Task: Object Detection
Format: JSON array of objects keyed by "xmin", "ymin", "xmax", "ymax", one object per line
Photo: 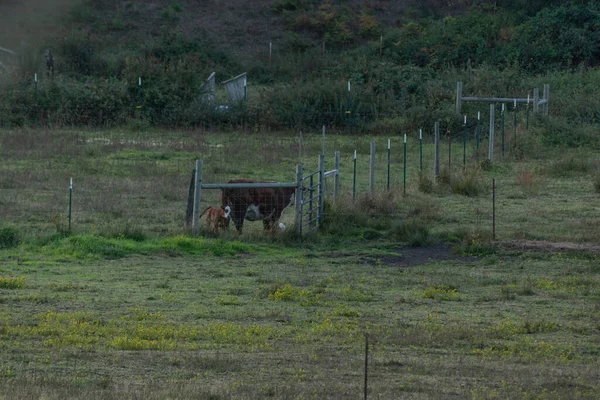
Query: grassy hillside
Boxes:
[{"xmin": 2, "ymin": 0, "xmax": 600, "ymax": 136}]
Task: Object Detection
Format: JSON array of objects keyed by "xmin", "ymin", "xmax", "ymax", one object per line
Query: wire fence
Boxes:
[{"xmin": 0, "ymin": 109, "xmax": 540, "ymax": 239}]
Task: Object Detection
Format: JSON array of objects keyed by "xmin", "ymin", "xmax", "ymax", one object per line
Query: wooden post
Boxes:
[
  {"xmin": 488, "ymin": 104, "xmax": 495, "ymax": 161},
  {"xmin": 543, "ymin": 84, "xmax": 550, "ymax": 116},
  {"xmin": 192, "ymin": 159, "xmax": 203, "ymax": 237},
  {"xmin": 455, "ymin": 81, "xmax": 463, "ymax": 115},
  {"xmin": 434, "ymin": 122, "xmax": 440, "ymax": 178},
  {"xmin": 334, "ymin": 151, "xmax": 340, "ymax": 203},
  {"xmin": 185, "ymin": 168, "xmax": 196, "ymax": 228},
  {"xmin": 369, "ymin": 141, "xmax": 376, "ymax": 196},
  {"xmin": 295, "ymin": 164, "xmax": 303, "ymax": 235},
  {"xmin": 533, "ymin": 88, "xmax": 540, "ymax": 113},
  {"xmin": 318, "ymin": 154, "xmax": 325, "ymax": 226}
]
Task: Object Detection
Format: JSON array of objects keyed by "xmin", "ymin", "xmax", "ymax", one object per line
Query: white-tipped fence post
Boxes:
[
  {"xmin": 533, "ymin": 88, "xmax": 540, "ymax": 113},
  {"xmin": 369, "ymin": 141, "xmax": 376, "ymax": 196},
  {"xmin": 192, "ymin": 159, "xmax": 203, "ymax": 237}
]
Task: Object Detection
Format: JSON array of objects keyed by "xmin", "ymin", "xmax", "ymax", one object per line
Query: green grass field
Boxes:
[{"xmin": 1, "ymin": 126, "xmax": 600, "ymax": 399}]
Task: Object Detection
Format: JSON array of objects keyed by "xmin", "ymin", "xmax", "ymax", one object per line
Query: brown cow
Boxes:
[{"xmin": 221, "ymin": 179, "xmax": 295, "ymax": 233}]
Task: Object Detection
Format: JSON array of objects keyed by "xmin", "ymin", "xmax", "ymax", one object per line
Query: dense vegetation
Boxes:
[{"xmin": 1, "ymin": 0, "xmax": 600, "ymax": 143}]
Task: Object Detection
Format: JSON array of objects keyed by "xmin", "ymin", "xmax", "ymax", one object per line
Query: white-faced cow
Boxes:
[{"xmin": 221, "ymin": 179, "xmax": 295, "ymax": 233}]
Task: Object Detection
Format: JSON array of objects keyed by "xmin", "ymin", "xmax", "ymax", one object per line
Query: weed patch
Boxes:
[
  {"xmin": 0, "ymin": 277, "xmax": 26, "ymax": 289},
  {"xmin": 422, "ymin": 284, "xmax": 464, "ymax": 301}
]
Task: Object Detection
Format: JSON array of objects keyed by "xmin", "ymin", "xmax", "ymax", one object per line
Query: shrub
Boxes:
[
  {"xmin": 0, "ymin": 227, "xmax": 19, "ymax": 249},
  {"xmin": 455, "ymin": 232, "xmax": 497, "ymax": 257},
  {"xmin": 445, "ymin": 166, "xmax": 485, "ymax": 197},
  {"xmin": 515, "ymin": 165, "xmax": 543, "ymax": 195},
  {"xmin": 593, "ymin": 172, "xmax": 600, "ymax": 194},
  {"xmin": 389, "ymin": 219, "xmax": 430, "ymax": 246}
]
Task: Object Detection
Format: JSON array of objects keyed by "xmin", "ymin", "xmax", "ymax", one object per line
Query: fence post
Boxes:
[
  {"xmin": 192, "ymin": 159, "xmax": 203, "ymax": 237},
  {"xmin": 513, "ymin": 99, "xmax": 518, "ymax": 150},
  {"xmin": 492, "ymin": 178, "xmax": 496, "ymax": 240},
  {"xmin": 34, "ymin": 73, "xmax": 38, "ymax": 104},
  {"xmin": 488, "ymin": 104, "xmax": 495, "ymax": 161},
  {"xmin": 501, "ymin": 103, "xmax": 505, "ymax": 158},
  {"xmin": 476, "ymin": 112, "xmax": 481, "ymax": 155},
  {"xmin": 318, "ymin": 154, "xmax": 325, "ymax": 226},
  {"xmin": 463, "ymin": 115, "xmax": 467, "ymax": 168},
  {"xmin": 543, "ymin": 84, "xmax": 550, "ymax": 116},
  {"xmin": 334, "ymin": 151, "xmax": 340, "ymax": 203},
  {"xmin": 455, "ymin": 81, "xmax": 463, "ymax": 115},
  {"xmin": 419, "ymin": 129, "xmax": 423, "ymax": 171},
  {"xmin": 533, "ymin": 88, "xmax": 539, "ymax": 113},
  {"xmin": 369, "ymin": 141, "xmax": 376, "ymax": 196},
  {"xmin": 298, "ymin": 130, "xmax": 303, "ymax": 164},
  {"xmin": 434, "ymin": 122, "xmax": 440, "ymax": 178},
  {"xmin": 403, "ymin": 134, "xmax": 407, "ymax": 196},
  {"xmin": 309, "ymin": 174, "xmax": 314, "ymax": 228},
  {"xmin": 295, "ymin": 164, "xmax": 303, "ymax": 235},
  {"xmin": 353, "ymin": 150, "xmax": 357, "ymax": 200},
  {"xmin": 68, "ymin": 177, "xmax": 73, "ymax": 232},
  {"xmin": 364, "ymin": 333, "xmax": 369, "ymax": 400},
  {"xmin": 526, "ymin": 94, "xmax": 530, "ymax": 130},
  {"xmin": 387, "ymin": 139, "xmax": 390, "ymax": 191}
]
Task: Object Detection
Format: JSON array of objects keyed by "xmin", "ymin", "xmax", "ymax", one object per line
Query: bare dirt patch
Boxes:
[
  {"xmin": 378, "ymin": 243, "xmax": 479, "ymax": 267},
  {"xmin": 500, "ymin": 240, "xmax": 600, "ymax": 255}
]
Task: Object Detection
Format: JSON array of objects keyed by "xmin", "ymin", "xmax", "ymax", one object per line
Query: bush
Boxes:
[
  {"xmin": 450, "ymin": 166, "xmax": 485, "ymax": 197},
  {"xmin": 389, "ymin": 219, "xmax": 430, "ymax": 246},
  {"xmin": 593, "ymin": 172, "xmax": 600, "ymax": 194},
  {"xmin": 0, "ymin": 227, "xmax": 19, "ymax": 249}
]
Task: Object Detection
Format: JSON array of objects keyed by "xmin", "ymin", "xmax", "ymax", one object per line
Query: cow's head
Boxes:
[{"xmin": 245, "ymin": 204, "xmax": 262, "ymax": 221}]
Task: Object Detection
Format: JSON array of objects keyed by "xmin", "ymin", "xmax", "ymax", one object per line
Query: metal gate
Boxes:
[{"xmin": 299, "ymin": 166, "xmax": 323, "ymax": 235}]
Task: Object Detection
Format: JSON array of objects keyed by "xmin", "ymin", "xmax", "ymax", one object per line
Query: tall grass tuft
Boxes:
[
  {"xmin": 0, "ymin": 226, "xmax": 20, "ymax": 249},
  {"xmin": 593, "ymin": 172, "xmax": 600, "ymax": 194},
  {"xmin": 389, "ymin": 219, "xmax": 430, "ymax": 246}
]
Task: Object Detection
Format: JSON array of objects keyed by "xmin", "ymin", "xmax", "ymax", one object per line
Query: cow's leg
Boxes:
[
  {"xmin": 263, "ymin": 219, "xmax": 272, "ymax": 231},
  {"xmin": 234, "ymin": 216, "xmax": 244, "ymax": 233}
]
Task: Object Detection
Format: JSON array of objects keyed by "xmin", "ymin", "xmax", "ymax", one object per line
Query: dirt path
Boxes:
[{"xmin": 379, "ymin": 243, "xmax": 479, "ymax": 267}]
